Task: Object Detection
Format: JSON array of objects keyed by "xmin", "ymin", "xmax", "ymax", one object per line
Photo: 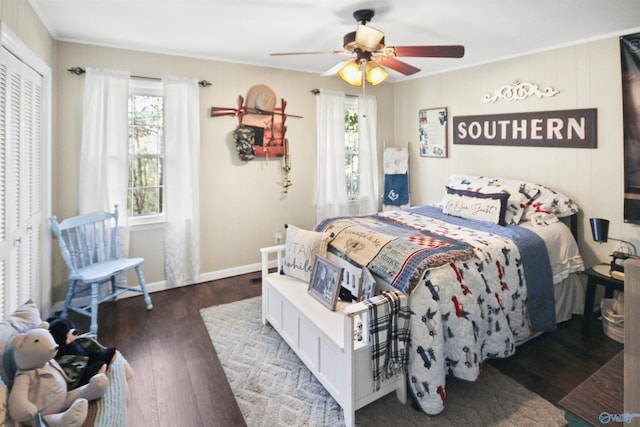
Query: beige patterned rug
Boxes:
[{"xmin": 200, "ymin": 296, "xmax": 567, "ymax": 427}]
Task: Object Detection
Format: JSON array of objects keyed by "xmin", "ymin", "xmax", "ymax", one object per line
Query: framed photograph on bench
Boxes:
[
  {"xmin": 308, "ymin": 255, "xmax": 343, "ymax": 311},
  {"xmin": 360, "ymin": 266, "xmax": 377, "ymax": 301}
]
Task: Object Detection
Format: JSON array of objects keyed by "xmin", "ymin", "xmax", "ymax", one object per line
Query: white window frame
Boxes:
[{"xmin": 127, "ymin": 78, "xmax": 165, "ymax": 228}]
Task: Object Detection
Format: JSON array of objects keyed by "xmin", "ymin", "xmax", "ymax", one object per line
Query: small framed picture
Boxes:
[
  {"xmin": 308, "ymin": 255, "xmax": 343, "ymax": 311},
  {"xmin": 360, "ymin": 267, "xmax": 377, "ymax": 301}
]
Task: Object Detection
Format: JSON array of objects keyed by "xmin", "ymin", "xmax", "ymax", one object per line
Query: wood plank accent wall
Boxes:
[
  {"xmin": 393, "ymin": 37, "xmax": 636, "ymax": 268},
  {"xmin": 625, "ymin": 260, "xmax": 639, "ymax": 426}
]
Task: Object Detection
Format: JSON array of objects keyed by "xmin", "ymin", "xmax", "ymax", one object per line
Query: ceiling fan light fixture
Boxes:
[
  {"xmin": 338, "ymin": 61, "xmax": 362, "ymax": 86},
  {"xmin": 355, "ymin": 24, "xmax": 385, "ymax": 51},
  {"xmin": 365, "ymin": 62, "xmax": 389, "ymax": 86}
]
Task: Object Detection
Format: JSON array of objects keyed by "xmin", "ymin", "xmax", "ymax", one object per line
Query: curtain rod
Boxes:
[
  {"xmin": 310, "ymin": 89, "xmax": 357, "ymax": 98},
  {"xmin": 67, "ymin": 67, "xmax": 212, "ymax": 88}
]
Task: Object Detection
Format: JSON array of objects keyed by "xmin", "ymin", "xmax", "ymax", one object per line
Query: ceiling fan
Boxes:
[{"xmin": 271, "ymin": 9, "xmax": 465, "ymax": 85}]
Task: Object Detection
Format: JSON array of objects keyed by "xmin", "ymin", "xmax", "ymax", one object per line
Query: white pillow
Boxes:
[
  {"xmin": 447, "ymin": 175, "xmax": 526, "ymax": 224},
  {"xmin": 282, "ymin": 225, "xmax": 333, "ymax": 282},
  {"xmin": 0, "ymin": 301, "xmax": 43, "ymax": 386},
  {"xmin": 442, "ymin": 192, "xmax": 506, "ymax": 225}
]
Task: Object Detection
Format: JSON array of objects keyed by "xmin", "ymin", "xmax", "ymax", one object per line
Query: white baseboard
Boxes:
[{"xmin": 51, "ymin": 261, "xmax": 268, "ymax": 313}]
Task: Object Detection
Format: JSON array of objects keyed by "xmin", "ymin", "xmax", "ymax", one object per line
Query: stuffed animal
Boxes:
[
  {"xmin": 47, "ymin": 316, "xmax": 117, "ymax": 388},
  {"xmin": 8, "ymin": 325, "xmax": 109, "ymax": 427}
]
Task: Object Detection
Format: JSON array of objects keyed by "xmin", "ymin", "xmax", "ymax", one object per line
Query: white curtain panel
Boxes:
[
  {"xmin": 357, "ymin": 94, "xmax": 379, "ymax": 214},
  {"xmin": 78, "ymin": 68, "xmax": 131, "ymax": 253},
  {"xmin": 162, "ymin": 77, "xmax": 201, "ymax": 287},
  {"xmin": 316, "ymin": 89, "xmax": 348, "ymax": 223}
]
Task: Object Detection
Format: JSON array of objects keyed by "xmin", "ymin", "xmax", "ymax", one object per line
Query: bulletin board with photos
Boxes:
[{"xmin": 419, "ymin": 107, "xmax": 448, "ymax": 158}]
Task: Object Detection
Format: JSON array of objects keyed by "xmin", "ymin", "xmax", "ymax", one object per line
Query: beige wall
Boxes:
[
  {"xmin": 52, "ymin": 42, "xmax": 395, "ymax": 301},
  {"xmin": 394, "ymin": 37, "xmax": 634, "ymax": 268},
  {"xmin": 0, "ymin": 0, "xmax": 54, "ymax": 66}
]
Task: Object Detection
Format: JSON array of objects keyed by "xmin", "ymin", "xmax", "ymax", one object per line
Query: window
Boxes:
[
  {"xmin": 344, "ymin": 97, "xmax": 359, "ymax": 200},
  {"xmin": 127, "ymin": 80, "xmax": 164, "ymax": 220}
]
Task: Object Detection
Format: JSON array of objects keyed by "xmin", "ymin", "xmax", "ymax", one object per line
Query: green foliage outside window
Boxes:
[
  {"xmin": 345, "ymin": 108, "xmax": 359, "ymax": 199},
  {"xmin": 128, "ymin": 95, "xmax": 164, "ymax": 217}
]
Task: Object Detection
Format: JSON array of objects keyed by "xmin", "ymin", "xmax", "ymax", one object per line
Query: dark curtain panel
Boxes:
[{"xmin": 621, "ymin": 33, "xmax": 640, "ymax": 223}]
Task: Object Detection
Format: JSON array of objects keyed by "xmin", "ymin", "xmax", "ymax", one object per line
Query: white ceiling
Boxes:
[{"xmin": 29, "ymin": 0, "xmax": 640, "ymax": 82}]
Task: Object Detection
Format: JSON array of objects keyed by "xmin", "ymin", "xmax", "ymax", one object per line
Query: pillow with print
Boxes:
[
  {"xmin": 447, "ymin": 175, "xmax": 528, "ymax": 225},
  {"xmin": 443, "ymin": 187, "xmax": 509, "ymax": 225},
  {"xmin": 518, "ymin": 182, "xmax": 579, "ymax": 220},
  {"xmin": 282, "ymin": 224, "xmax": 334, "ymax": 282}
]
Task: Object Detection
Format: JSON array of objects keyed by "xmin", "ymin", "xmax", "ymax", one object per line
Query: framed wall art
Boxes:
[
  {"xmin": 419, "ymin": 107, "xmax": 448, "ymax": 158},
  {"xmin": 308, "ymin": 255, "xmax": 343, "ymax": 311}
]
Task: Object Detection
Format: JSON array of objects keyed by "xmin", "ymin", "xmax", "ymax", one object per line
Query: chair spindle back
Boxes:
[{"xmin": 50, "ymin": 206, "xmax": 121, "ymax": 274}]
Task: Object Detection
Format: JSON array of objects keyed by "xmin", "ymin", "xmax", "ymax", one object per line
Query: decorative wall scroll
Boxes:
[
  {"xmin": 452, "ymin": 108, "xmax": 597, "ymax": 148},
  {"xmin": 481, "ymin": 81, "xmax": 559, "ymax": 104},
  {"xmin": 419, "ymin": 107, "xmax": 448, "ymax": 158}
]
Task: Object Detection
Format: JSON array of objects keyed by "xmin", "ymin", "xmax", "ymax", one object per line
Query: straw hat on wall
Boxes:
[{"xmin": 246, "ymin": 84, "xmax": 277, "ymax": 112}]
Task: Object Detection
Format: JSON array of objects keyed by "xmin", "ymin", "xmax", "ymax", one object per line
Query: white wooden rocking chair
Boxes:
[{"xmin": 50, "ymin": 205, "xmax": 153, "ymax": 334}]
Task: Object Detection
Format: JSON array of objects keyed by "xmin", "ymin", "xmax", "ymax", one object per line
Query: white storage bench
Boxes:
[{"xmin": 260, "ymin": 245, "xmax": 406, "ymax": 427}]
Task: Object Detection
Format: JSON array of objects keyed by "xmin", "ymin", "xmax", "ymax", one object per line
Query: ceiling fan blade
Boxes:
[
  {"xmin": 321, "ymin": 58, "xmax": 354, "ymax": 76},
  {"xmin": 386, "ymin": 45, "xmax": 465, "ymax": 58},
  {"xmin": 271, "ymin": 50, "xmax": 350, "ymax": 56},
  {"xmin": 378, "ymin": 57, "xmax": 421, "ymax": 75}
]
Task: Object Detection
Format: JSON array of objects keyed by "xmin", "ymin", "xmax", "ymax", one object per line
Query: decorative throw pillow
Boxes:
[
  {"xmin": 443, "ymin": 187, "xmax": 509, "ymax": 225},
  {"xmin": 0, "ymin": 300, "xmax": 43, "ymax": 385},
  {"xmin": 447, "ymin": 175, "xmax": 526, "ymax": 225},
  {"xmin": 448, "ymin": 175, "xmax": 579, "ymax": 221},
  {"xmin": 282, "ymin": 225, "xmax": 334, "ymax": 282}
]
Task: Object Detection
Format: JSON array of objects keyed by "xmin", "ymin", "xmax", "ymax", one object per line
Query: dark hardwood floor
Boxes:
[{"xmin": 68, "ymin": 273, "xmax": 623, "ymax": 426}]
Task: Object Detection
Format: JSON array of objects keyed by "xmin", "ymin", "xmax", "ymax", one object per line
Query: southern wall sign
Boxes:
[{"xmin": 452, "ymin": 108, "xmax": 597, "ymax": 148}]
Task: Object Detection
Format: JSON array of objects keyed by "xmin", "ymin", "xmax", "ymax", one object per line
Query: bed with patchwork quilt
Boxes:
[{"xmin": 312, "ymin": 175, "xmax": 585, "ymax": 415}]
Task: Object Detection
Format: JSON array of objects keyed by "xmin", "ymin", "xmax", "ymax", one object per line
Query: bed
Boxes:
[{"xmin": 310, "ymin": 175, "xmax": 585, "ymax": 415}]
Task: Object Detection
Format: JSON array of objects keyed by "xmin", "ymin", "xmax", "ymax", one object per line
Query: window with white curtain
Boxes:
[
  {"xmin": 345, "ymin": 97, "xmax": 359, "ymax": 200},
  {"xmin": 127, "ymin": 79, "xmax": 164, "ymax": 223}
]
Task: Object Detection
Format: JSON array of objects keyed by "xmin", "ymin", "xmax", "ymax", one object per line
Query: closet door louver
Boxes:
[{"xmin": 0, "ymin": 46, "xmax": 43, "ymax": 318}]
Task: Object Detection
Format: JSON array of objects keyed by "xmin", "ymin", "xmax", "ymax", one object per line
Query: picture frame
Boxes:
[
  {"xmin": 419, "ymin": 107, "xmax": 448, "ymax": 158},
  {"xmin": 360, "ymin": 266, "xmax": 377, "ymax": 301},
  {"xmin": 308, "ymin": 255, "xmax": 343, "ymax": 311}
]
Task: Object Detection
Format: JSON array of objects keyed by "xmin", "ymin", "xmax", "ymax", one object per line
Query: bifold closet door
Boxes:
[{"xmin": 0, "ymin": 45, "xmax": 44, "ymax": 318}]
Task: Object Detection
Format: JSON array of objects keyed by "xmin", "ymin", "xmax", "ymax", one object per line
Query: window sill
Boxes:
[{"xmin": 129, "ymin": 215, "xmax": 165, "ymax": 231}]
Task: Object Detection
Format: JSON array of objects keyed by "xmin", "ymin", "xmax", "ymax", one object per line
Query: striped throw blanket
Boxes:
[{"xmin": 364, "ymin": 291, "xmax": 411, "ymax": 391}]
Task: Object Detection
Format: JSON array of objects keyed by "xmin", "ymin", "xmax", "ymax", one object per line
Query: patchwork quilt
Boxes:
[
  {"xmin": 315, "ymin": 215, "xmax": 475, "ymax": 293},
  {"xmin": 318, "ymin": 205, "xmax": 555, "ymax": 415}
]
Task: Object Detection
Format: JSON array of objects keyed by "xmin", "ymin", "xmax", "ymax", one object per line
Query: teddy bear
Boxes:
[
  {"xmin": 8, "ymin": 325, "xmax": 109, "ymax": 427},
  {"xmin": 47, "ymin": 316, "xmax": 117, "ymax": 388}
]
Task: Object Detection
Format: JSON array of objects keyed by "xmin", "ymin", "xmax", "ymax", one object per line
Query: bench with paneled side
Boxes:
[{"xmin": 260, "ymin": 245, "xmax": 406, "ymax": 427}]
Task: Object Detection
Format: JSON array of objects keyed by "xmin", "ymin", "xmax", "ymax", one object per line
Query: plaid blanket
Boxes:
[{"xmin": 364, "ymin": 290, "xmax": 411, "ymax": 391}]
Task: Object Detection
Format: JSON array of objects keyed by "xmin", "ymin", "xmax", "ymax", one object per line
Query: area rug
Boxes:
[{"xmin": 200, "ymin": 296, "xmax": 567, "ymax": 427}]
